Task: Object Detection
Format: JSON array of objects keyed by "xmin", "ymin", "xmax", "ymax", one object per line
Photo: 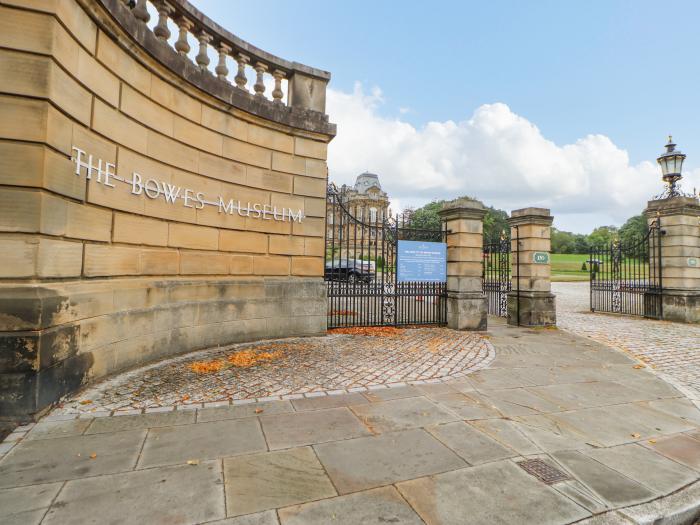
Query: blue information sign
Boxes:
[{"xmin": 397, "ymin": 240, "xmax": 447, "ymax": 282}]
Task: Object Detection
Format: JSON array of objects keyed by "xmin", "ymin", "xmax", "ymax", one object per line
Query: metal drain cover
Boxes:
[{"xmin": 517, "ymin": 459, "xmax": 570, "ymax": 484}]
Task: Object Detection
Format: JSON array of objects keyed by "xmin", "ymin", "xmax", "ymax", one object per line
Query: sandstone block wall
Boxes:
[{"xmin": 0, "ymin": 0, "xmax": 335, "ymax": 419}]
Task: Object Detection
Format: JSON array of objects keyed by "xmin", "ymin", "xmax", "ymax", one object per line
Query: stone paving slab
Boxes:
[
  {"xmin": 0, "ymin": 430, "xmax": 145, "ymax": 488},
  {"xmin": 426, "ymin": 421, "xmax": 515, "ymax": 465},
  {"xmin": 553, "ymin": 450, "xmax": 656, "ymax": 508},
  {"xmin": 397, "ymin": 460, "xmax": 591, "ymax": 524},
  {"xmin": 290, "ymin": 392, "xmax": 369, "ymax": 411},
  {"xmin": 138, "ymin": 418, "xmax": 267, "ymax": 468},
  {"xmin": 350, "ymin": 396, "xmax": 458, "ymax": 433},
  {"xmin": 208, "ymin": 511, "xmax": 280, "ymax": 525},
  {"xmin": 512, "ymin": 414, "xmax": 599, "ymax": 451},
  {"xmin": 85, "ymin": 410, "xmax": 196, "ymax": 434},
  {"xmin": 583, "ymin": 443, "xmax": 698, "ymax": 495},
  {"xmin": 642, "ymin": 434, "xmax": 700, "ymax": 470},
  {"xmin": 197, "ymin": 400, "xmax": 294, "ymax": 423},
  {"xmin": 223, "ymin": 447, "xmax": 336, "ymax": 516},
  {"xmin": 24, "ymin": 419, "xmax": 92, "ymax": 441},
  {"xmin": 0, "ymin": 482, "xmax": 62, "ymax": 525},
  {"xmin": 313, "ymin": 428, "xmax": 465, "ymax": 494},
  {"xmin": 278, "ymin": 486, "xmax": 424, "ymax": 525},
  {"xmin": 362, "ymin": 384, "xmax": 421, "ymax": 402},
  {"xmin": 260, "ymin": 407, "xmax": 370, "ymax": 450},
  {"xmin": 469, "ymin": 418, "xmax": 542, "ymax": 455},
  {"xmin": 42, "ymin": 461, "xmax": 225, "ymax": 525},
  {"xmin": 428, "ymin": 391, "xmax": 503, "ymax": 420}
]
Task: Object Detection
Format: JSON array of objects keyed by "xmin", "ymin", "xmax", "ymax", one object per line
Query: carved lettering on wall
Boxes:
[{"xmin": 72, "ymin": 146, "xmax": 304, "ymax": 222}]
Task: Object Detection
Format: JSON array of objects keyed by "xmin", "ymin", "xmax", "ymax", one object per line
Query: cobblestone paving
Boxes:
[
  {"xmin": 554, "ymin": 282, "xmax": 700, "ymax": 402},
  {"xmin": 55, "ymin": 328, "xmax": 494, "ymax": 415}
]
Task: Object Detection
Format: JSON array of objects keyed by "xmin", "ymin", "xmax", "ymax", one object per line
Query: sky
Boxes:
[{"xmin": 190, "ymin": 0, "xmax": 700, "ymax": 233}]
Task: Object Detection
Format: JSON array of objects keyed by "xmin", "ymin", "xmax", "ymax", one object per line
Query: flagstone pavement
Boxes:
[
  {"xmin": 2, "ymin": 318, "xmax": 699, "ymax": 524},
  {"xmin": 554, "ymin": 282, "xmax": 700, "ymax": 403}
]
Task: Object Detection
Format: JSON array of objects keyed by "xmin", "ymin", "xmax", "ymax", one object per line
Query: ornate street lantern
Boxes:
[{"xmin": 656, "ymin": 136, "xmax": 686, "ymax": 198}]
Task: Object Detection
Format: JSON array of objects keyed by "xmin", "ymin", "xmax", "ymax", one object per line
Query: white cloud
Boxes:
[{"xmin": 326, "ymin": 83, "xmax": 700, "ymax": 233}]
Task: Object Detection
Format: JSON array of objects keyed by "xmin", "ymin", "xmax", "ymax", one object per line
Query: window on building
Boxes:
[{"xmin": 370, "ymin": 207, "xmax": 377, "ymax": 222}]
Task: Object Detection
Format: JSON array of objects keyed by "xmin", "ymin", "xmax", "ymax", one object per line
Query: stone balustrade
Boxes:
[{"xmin": 104, "ymin": 0, "xmax": 334, "ymax": 132}]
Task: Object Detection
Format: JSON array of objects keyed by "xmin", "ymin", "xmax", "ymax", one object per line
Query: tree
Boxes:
[
  {"xmin": 619, "ymin": 214, "xmax": 647, "ymax": 245},
  {"xmin": 406, "ymin": 198, "xmax": 509, "ymax": 243},
  {"xmin": 588, "ymin": 226, "xmax": 619, "ymax": 248}
]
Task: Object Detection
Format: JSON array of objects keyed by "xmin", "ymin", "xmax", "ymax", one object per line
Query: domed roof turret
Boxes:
[{"xmin": 354, "ymin": 172, "xmax": 382, "ymax": 194}]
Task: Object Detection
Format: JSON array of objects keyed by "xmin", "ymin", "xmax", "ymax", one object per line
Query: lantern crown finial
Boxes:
[{"xmin": 655, "ymin": 135, "xmax": 689, "ymax": 199}]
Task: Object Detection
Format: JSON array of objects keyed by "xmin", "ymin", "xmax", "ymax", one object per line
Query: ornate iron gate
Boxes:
[
  {"xmin": 590, "ymin": 220, "xmax": 663, "ymax": 318},
  {"xmin": 483, "ymin": 230, "xmax": 518, "ymax": 319},
  {"xmin": 483, "ymin": 236, "xmax": 511, "ymax": 317},
  {"xmin": 325, "ymin": 185, "xmax": 447, "ymax": 328}
]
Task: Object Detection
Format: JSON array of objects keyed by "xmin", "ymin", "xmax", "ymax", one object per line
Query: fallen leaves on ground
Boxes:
[
  {"xmin": 633, "ymin": 364, "xmax": 646, "ymax": 369},
  {"xmin": 189, "ymin": 346, "xmax": 288, "ymax": 374},
  {"xmin": 648, "ymin": 439, "xmax": 657, "ymax": 444},
  {"xmin": 631, "ymin": 433, "xmax": 641, "ymax": 438},
  {"xmin": 186, "ymin": 459, "xmax": 199, "ymax": 465},
  {"xmin": 254, "ymin": 408, "xmax": 264, "ymax": 414},
  {"xmin": 227, "ymin": 349, "xmax": 283, "ymax": 368},
  {"xmin": 190, "ymin": 360, "xmax": 226, "ymax": 374},
  {"xmin": 79, "ymin": 400, "xmax": 92, "ymax": 405},
  {"xmin": 329, "ymin": 326, "xmax": 405, "ymax": 337},
  {"xmin": 89, "ymin": 453, "xmax": 97, "ymax": 459}
]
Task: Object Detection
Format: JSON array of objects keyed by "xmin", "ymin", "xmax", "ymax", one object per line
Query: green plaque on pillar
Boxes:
[
  {"xmin": 533, "ymin": 252, "xmax": 549, "ymax": 264},
  {"xmin": 689, "ymin": 257, "xmax": 698, "ymax": 267}
]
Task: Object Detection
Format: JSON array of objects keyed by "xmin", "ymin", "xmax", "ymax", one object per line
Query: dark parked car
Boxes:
[{"xmin": 325, "ymin": 259, "xmax": 376, "ymax": 283}]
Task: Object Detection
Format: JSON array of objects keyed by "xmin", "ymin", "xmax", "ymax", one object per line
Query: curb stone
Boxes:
[{"xmin": 575, "ymin": 481, "xmax": 700, "ymax": 525}]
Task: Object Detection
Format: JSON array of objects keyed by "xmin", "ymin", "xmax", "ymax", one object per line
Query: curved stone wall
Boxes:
[{"xmin": 0, "ymin": 0, "xmax": 335, "ymax": 419}]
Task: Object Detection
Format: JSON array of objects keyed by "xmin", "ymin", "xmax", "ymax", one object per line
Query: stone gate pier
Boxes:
[
  {"xmin": 0, "ymin": 0, "xmax": 335, "ymax": 420},
  {"xmin": 646, "ymin": 196, "xmax": 700, "ymax": 323},
  {"xmin": 507, "ymin": 208, "xmax": 556, "ymax": 327}
]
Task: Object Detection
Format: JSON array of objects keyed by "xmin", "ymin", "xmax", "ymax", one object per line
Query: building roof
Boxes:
[{"xmin": 354, "ymin": 172, "xmax": 382, "ymax": 194}]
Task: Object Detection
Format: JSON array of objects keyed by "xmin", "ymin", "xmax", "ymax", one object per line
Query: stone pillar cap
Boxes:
[
  {"xmin": 438, "ymin": 197, "xmax": 486, "ymax": 220},
  {"xmin": 511, "ymin": 207, "xmax": 551, "ymax": 217},
  {"xmin": 508, "ymin": 207, "xmax": 553, "ymax": 226},
  {"xmin": 646, "ymin": 196, "xmax": 700, "ymax": 217}
]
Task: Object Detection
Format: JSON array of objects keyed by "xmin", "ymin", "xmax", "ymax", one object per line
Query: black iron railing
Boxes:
[
  {"xmin": 325, "ymin": 185, "xmax": 447, "ymax": 328},
  {"xmin": 590, "ymin": 221, "xmax": 663, "ymax": 319}
]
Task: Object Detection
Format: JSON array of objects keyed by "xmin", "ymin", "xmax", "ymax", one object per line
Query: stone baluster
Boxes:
[
  {"xmin": 272, "ymin": 70, "xmax": 285, "ymax": 104},
  {"xmin": 132, "ymin": 0, "xmax": 150, "ymax": 23},
  {"xmin": 215, "ymin": 43, "xmax": 231, "ymax": 81},
  {"xmin": 153, "ymin": 1, "xmax": 172, "ymax": 41},
  {"xmin": 254, "ymin": 62, "xmax": 268, "ymax": 97},
  {"xmin": 195, "ymin": 31, "xmax": 212, "ymax": 72},
  {"xmin": 174, "ymin": 17, "xmax": 192, "ymax": 56},
  {"xmin": 234, "ymin": 53, "xmax": 250, "ymax": 91}
]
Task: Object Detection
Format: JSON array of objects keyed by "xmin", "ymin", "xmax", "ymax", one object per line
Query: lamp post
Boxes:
[{"xmin": 656, "ymin": 136, "xmax": 687, "ymax": 198}]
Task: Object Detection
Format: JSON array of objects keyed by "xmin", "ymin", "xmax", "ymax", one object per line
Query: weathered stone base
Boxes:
[
  {"xmin": 661, "ymin": 290, "xmax": 700, "ymax": 324},
  {"xmin": 0, "ymin": 277, "xmax": 326, "ymax": 421},
  {"xmin": 507, "ymin": 291, "xmax": 556, "ymax": 327},
  {"xmin": 446, "ymin": 292, "xmax": 487, "ymax": 331}
]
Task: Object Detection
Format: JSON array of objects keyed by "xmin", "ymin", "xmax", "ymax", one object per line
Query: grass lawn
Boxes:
[{"xmin": 551, "ymin": 253, "xmax": 589, "ymax": 282}]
